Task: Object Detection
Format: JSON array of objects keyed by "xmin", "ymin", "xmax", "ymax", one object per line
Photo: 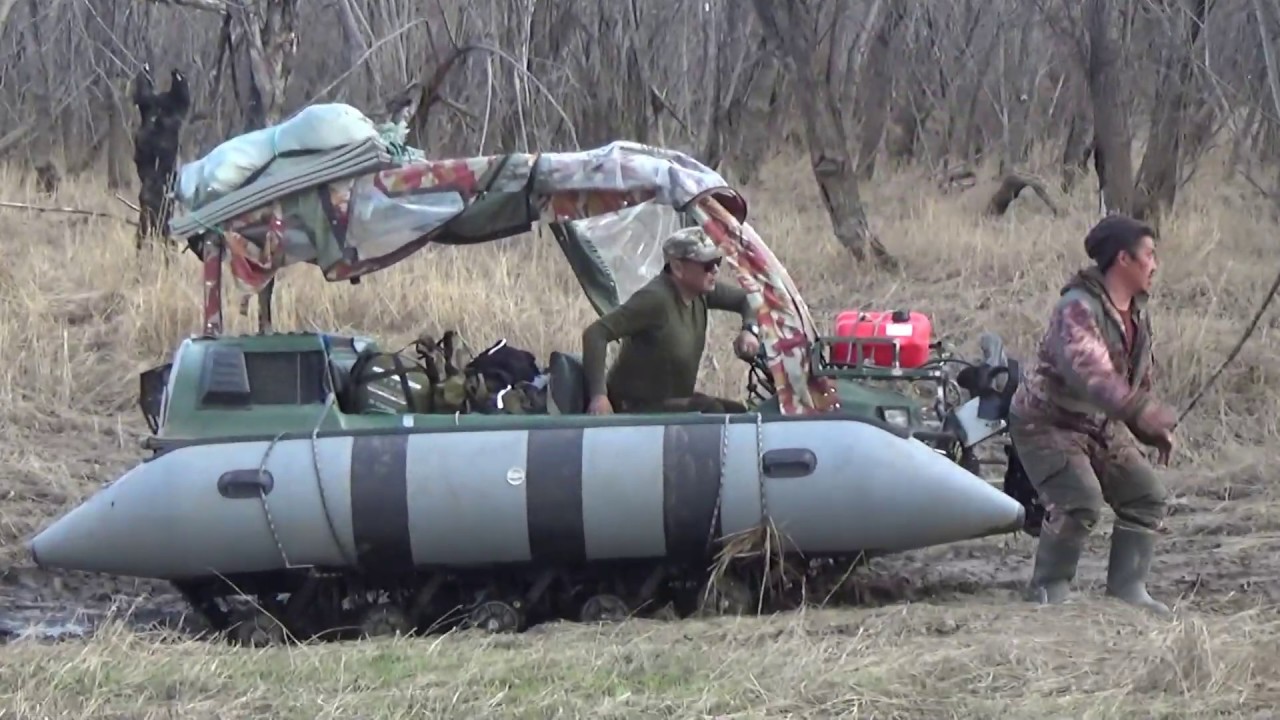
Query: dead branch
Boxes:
[
  {"xmin": 939, "ymin": 167, "xmax": 978, "ymax": 194},
  {"xmin": 146, "ymin": 0, "xmax": 226, "ymax": 13},
  {"xmin": 113, "ymin": 192, "xmax": 140, "ymax": 212},
  {"xmin": 300, "ymin": 18, "xmax": 430, "ymax": 109},
  {"xmin": 0, "ymin": 121, "xmax": 34, "ymax": 157},
  {"xmin": 0, "ymin": 199, "xmax": 136, "ymax": 225},
  {"xmin": 400, "ymin": 42, "xmax": 581, "ymax": 149},
  {"xmin": 985, "ymin": 172, "xmax": 1062, "ymax": 217},
  {"xmin": 0, "ymin": 0, "xmax": 19, "ymax": 32},
  {"xmin": 647, "ymin": 84, "xmax": 694, "ymax": 137}
]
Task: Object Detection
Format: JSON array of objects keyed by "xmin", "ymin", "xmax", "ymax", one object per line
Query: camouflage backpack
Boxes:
[{"xmin": 412, "ymin": 331, "xmax": 546, "ymax": 415}]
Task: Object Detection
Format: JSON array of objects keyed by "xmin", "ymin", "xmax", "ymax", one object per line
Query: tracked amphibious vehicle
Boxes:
[{"xmin": 28, "ymin": 122, "xmax": 1039, "ymax": 644}]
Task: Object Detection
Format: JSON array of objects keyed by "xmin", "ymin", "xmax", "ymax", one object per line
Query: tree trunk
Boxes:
[
  {"xmin": 750, "ymin": 0, "xmax": 896, "ymax": 268},
  {"xmin": 855, "ymin": 4, "xmax": 904, "ymax": 181},
  {"xmin": 804, "ymin": 90, "xmax": 895, "ymax": 267},
  {"xmin": 107, "ymin": 85, "xmax": 134, "ymax": 192},
  {"xmin": 1061, "ymin": 108, "xmax": 1093, "ymax": 193},
  {"xmin": 1226, "ymin": 101, "xmax": 1259, "ymax": 181},
  {"xmin": 131, "ymin": 66, "xmax": 191, "ymax": 245},
  {"xmin": 1131, "ymin": 0, "xmax": 1207, "ymax": 225},
  {"xmin": 238, "ymin": 0, "xmax": 298, "ymax": 130},
  {"xmin": 1084, "ymin": 0, "xmax": 1135, "ymax": 215},
  {"xmin": 726, "ymin": 53, "xmax": 784, "ymax": 185}
]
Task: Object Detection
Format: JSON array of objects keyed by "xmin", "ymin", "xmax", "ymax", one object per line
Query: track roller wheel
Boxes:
[
  {"xmin": 467, "ymin": 600, "xmax": 523, "ymax": 633},
  {"xmin": 226, "ymin": 608, "xmax": 287, "ymax": 647},
  {"xmin": 579, "ymin": 594, "xmax": 629, "ymax": 623},
  {"xmin": 359, "ymin": 603, "xmax": 412, "ymax": 638}
]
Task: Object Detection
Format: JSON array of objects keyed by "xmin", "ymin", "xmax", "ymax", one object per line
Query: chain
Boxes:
[
  {"xmin": 755, "ymin": 411, "xmax": 768, "ymax": 521},
  {"xmin": 256, "ymin": 388, "xmax": 353, "ymax": 570},
  {"xmin": 706, "ymin": 414, "xmax": 730, "ymax": 548},
  {"xmin": 310, "ymin": 392, "xmax": 354, "ymax": 566},
  {"xmin": 256, "ymin": 431, "xmax": 297, "ymax": 568}
]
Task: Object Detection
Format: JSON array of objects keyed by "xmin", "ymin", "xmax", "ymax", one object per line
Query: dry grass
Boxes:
[
  {"xmin": 2, "ymin": 148, "xmax": 1280, "ymax": 717},
  {"xmin": 4, "ymin": 603, "xmax": 1279, "ymax": 718}
]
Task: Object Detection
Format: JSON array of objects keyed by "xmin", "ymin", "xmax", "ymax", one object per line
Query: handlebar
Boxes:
[{"xmin": 978, "ymin": 332, "xmax": 1007, "ymax": 368}]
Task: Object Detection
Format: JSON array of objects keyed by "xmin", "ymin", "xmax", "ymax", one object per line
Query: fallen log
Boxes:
[{"xmin": 986, "ymin": 172, "xmax": 1062, "ymax": 217}]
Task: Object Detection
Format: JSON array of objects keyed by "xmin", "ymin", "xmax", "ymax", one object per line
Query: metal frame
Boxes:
[
  {"xmin": 808, "ymin": 334, "xmax": 970, "ymax": 430},
  {"xmin": 809, "ymin": 335, "xmax": 949, "ymax": 382}
]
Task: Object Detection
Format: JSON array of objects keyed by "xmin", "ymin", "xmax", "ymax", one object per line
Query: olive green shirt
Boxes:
[{"xmin": 582, "ymin": 273, "xmax": 754, "ymax": 411}]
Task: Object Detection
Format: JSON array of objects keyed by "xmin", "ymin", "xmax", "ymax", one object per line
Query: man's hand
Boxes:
[
  {"xmin": 587, "ymin": 395, "xmax": 613, "ymax": 415},
  {"xmin": 1127, "ymin": 399, "xmax": 1177, "ymax": 466},
  {"xmin": 1136, "ymin": 400, "xmax": 1178, "ymax": 435},
  {"xmin": 1153, "ymin": 429, "xmax": 1175, "ymax": 466},
  {"xmin": 1130, "ymin": 399, "xmax": 1177, "ymax": 443},
  {"xmin": 733, "ymin": 329, "xmax": 760, "ymax": 361}
]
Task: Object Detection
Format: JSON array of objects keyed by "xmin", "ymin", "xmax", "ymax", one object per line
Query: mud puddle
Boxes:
[
  {"xmin": 882, "ymin": 488, "xmax": 1280, "ymax": 616},
  {"xmin": 0, "ymin": 566, "xmax": 206, "ymax": 644}
]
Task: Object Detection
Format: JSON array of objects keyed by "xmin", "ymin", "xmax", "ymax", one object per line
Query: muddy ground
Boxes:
[{"xmin": 4, "ymin": 445, "xmax": 1277, "ymax": 645}]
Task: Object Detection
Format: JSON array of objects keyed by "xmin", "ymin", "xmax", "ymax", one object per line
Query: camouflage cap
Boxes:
[{"xmin": 662, "ymin": 227, "xmax": 723, "ymax": 263}]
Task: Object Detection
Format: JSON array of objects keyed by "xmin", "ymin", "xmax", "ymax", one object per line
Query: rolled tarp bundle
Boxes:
[{"xmin": 168, "ymin": 136, "xmax": 398, "ymax": 238}]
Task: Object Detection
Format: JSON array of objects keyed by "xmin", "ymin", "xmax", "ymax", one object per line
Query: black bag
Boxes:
[{"xmin": 466, "ymin": 339, "xmax": 540, "ymax": 390}]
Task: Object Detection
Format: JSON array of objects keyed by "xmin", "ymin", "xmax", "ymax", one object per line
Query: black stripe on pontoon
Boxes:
[
  {"xmin": 525, "ymin": 427, "xmax": 586, "ymax": 564},
  {"xmin": 662, "ymin": 424, "xmax": 724, "ymax": 558},
  {"xmin": 350, "ymin": 434, "xmax": 413, "ymax": 573}
]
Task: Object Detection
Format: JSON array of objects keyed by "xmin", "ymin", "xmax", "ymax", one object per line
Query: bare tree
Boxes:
[
  {"xmin": 1037, "ymin": 0, "xmax": 1215, "ymax": 224},
  {"xmin": 1131, "ymin": 0, "xmax": 1212, "ymax": 221},
  {"xmin": 854, "ymin": 3, "xmax": 905, "ymax": 181},
  {"xmin": 143, "ymin": 0, "xmax": 299, "ymax": 332},
  {"xmin": 131, "ymin": 64, "xmax": 190, "ymax": 246},
  {"xmin": 0, "ymin": 0, "xmax": 1268, "ymax": 252},
  {"xmin": 750, "ymin": 0, "xmax": 897, "ymax": 268}
]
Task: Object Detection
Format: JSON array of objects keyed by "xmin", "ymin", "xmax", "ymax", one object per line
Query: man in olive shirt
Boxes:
[{"xmin": 582, "ymin": 227, "xmax": 761, "ymax": 415}]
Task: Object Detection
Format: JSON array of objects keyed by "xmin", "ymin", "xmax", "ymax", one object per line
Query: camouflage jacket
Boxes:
[{"xmin": 1010, "ymin": 266, "xmax": 1156, "ymax": 431}]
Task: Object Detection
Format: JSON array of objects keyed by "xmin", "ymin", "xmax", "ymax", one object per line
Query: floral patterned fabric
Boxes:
[{"xmin": 188, "ymin": 139, "xmax": 833, "ymax": 415}]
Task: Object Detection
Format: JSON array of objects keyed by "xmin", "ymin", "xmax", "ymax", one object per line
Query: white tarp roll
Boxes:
[{"xmin": 177, "ymin": 103, "xmax": 382, "ymax": 209}]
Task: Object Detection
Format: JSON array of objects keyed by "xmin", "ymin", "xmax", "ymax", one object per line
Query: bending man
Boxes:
[
  {"xmin": 1010, "ymin": 213, "xmax": 1178, "ymax": 617},
  {"xmin": 582, "ymin": 227, "xmax": 760, "ymax": 415}
]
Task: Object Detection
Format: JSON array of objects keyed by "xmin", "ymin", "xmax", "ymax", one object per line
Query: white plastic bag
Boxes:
[
  {"xmin": 342, "ymin": 174, "xmax": 467, "ymax": 262},
  {"xmin": 178, "ymin": 103, "xmax": 381, "ymax": 207}
]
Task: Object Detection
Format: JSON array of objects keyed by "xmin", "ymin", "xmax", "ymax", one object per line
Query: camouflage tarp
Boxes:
[
  {"xmin": 197, "ymin": 141, "xmax": 744, "ymax": 293},
  {"xmin": 176, "ymin": 139, "xmax": 837, "ymax": 416}
]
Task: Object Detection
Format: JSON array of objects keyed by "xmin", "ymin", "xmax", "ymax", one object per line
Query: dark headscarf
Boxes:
[{"xmin": 1084, "ymin": 214, "xmax": 1156, "ymax": 272}]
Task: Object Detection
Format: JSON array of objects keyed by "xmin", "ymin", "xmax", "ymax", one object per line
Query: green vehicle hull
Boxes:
[{"xmin": 144, "ymin": 331, "xmax": 932, "ymax": 447}]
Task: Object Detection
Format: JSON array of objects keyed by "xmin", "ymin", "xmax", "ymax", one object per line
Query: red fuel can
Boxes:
[{"xmin": 830, "ymin": 309, "xmax": 933, "ymax": 369}]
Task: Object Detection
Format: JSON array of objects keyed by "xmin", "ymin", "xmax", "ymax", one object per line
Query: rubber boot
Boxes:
[
  {"xmin": 1105, "ymin": 521, "xmax": 1173, "ymax": 618},
  {"xmin": 1022, "ymin": 516, "xmax": 1088, "ymax": 604}
]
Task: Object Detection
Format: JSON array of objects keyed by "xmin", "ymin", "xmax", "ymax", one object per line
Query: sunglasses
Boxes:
[{"xmin": 687, "ymin": 258, "xmax": 721, "ymax": 273}]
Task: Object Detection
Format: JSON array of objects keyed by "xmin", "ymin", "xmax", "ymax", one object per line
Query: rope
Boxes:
[{"xmin": 1177, "ymin": 260, "xmax": 1280, "ymax": 424}]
